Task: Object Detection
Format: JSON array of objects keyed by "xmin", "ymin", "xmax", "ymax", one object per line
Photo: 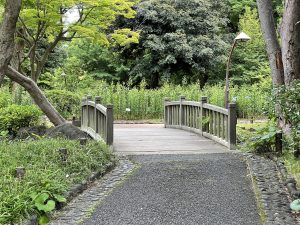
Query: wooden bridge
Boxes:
[{"xmin": 81, "ymin": 96, "xmax": 237, "ymax": 154}]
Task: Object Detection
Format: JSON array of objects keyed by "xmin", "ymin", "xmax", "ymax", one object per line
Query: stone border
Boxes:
[
  {"xmin": 244, "ymin": 153, "xmax": 299, "ymax": 225},
  {"xmin": 48, "ymin": 158, "xmax": 136, "ymax": 225},
  {"xmin": 272, "ymin": 156, "xmax": 300, "ymax": 200}
]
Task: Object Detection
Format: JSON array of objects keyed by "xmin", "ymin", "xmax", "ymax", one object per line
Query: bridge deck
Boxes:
[{"xmin": 114, "ymin": 124, "xmax": 228, "ymax": 155}]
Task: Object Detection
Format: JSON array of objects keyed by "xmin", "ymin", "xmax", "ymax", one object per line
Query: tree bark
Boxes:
[
  {"xmin": 0, "ymin": 0, "xmax": 22, "ymax": 86},
  {"xmin": 7, "ymin": 66, "xmax": 66, "ymax": 126},
  {"xmin": 256, "ymin": 0, "xmax": 285, "ymax": 86},
  {"xmin": 281, "ymin": 0, "xmax": 300, "ymax": 86}
]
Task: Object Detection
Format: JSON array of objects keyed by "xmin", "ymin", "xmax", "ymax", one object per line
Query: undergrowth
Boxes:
[{"xmin": 0, "ymin": 138, "xmax": 114, "ymax": 225}]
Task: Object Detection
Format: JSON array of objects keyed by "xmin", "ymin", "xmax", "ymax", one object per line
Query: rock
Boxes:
[
  {"xmin": 46, "ymin": 123, "xmax": 88, "ymax": 140},
  {"xmin": 17, "ymin": 126, "xmax": 47, "ymax": 139}
]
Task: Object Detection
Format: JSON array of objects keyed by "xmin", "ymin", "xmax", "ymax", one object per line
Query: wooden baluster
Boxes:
[
  {"xmin": 180, "ymin": 96, "xmax": 185, "ymax": 127},
  {"xmin": 222, "ymin": 114, "xmax": 225, "ymax": 139},
  {"xmin": 213, "ymin": 111, "xmax": 217, "ymax": 136},
  {"xmin": 95, "ymin": 97, "xmax": 101, "ymax": 134},
  {"xmin": 106, "ymin": 104, "xmax": 113, "ymax": 145},
  {"xmin": 164, "ymin": 98, "xmax": 170, "ymax": 127},
  {"xmin": 228, "ymin": 103, "xmax": 237, "ymax": 150},
  {"xmin": 217, "ymin": 113, "xmax": 221, "ymax": 138},
  {"xmin": 81, "ymin": 97, "xmax": 86, "ymax": 129},
  {"xmin": 200, "ymin": 97, "xmax": 207, "ymax": 135},
  {"xmin": 209, "ymin": 110, "xmax": 213, "ymax": 134},
  {"xmin": 86, "ymin": 95, "xmax": 92, "ymax": 128}
]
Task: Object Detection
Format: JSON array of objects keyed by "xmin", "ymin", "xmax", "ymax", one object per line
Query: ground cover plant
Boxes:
[{"xmin": 0, "ymin": 138, "xmax": 114, "ymax": 224}]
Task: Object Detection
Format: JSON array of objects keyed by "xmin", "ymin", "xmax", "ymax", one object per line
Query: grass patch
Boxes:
[
  {"xmin": 0, "ymin": 138, "xmax": 114, "ymax": 225},
  {"xmin": 281, "ymin": 154, "xmax": 300, "ymax": 187},
  {"xmin": 237, "ymin": 121, "xmax": 268, "ymax": 150}
]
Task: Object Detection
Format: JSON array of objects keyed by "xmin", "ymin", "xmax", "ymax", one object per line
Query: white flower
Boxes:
[
  {"xmin": 66, "ymin": 174, "xmax": 69, "ymax": 178},
  {"xmin": 125, "ymin": 108, "xmax": 131, "ymax": 112}
]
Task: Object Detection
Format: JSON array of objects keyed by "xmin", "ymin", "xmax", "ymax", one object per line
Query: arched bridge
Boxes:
[{"xmin": 81, "ymin": 96, "xmax": 237, "ymax": 155}]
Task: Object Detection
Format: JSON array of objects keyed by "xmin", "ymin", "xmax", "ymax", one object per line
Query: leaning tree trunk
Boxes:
[
  {"xmin": 281, "ymin": 0, "xmax": 300, "ymax": 86},
  {"xmin": 256, "ymin": 0, "xmax": 285, "ymax": 87},
  {"xmin": 7, "ymin": 66, "xmax": 66, "ymax": 126},
  {"xmin": 0, "ymin": 0, "xmax": 22, "ymax": 86},
  {"xmin": 256, "ymin": 0, "xmax": 287, "ymax": 131}
]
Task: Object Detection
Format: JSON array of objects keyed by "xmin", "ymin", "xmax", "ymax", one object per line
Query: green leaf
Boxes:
[
  {"xmin": 36, "ymin": 200, "xmax": 56, "ymax": 212},
  {"xmin": 290, "ymin": 199, "xmax": 300, "ymax": 211},
  {"xmin": 53, "ymin": 194, "xmax": 66, "ymax": 203},
  {"xmin": 38, "ymin": 215, "xmax": 50, "ymax": 225}
]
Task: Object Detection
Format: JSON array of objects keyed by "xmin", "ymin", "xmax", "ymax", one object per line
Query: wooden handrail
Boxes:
[
  {"xmin": 164, "ymin": 96, "xmax": 237, "ymax": 150},
  {"xmin": 81, "ymin": 96, "xmax": 114, "ymax": 145}
]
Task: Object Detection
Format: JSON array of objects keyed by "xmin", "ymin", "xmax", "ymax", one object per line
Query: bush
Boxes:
[
  {"xmin": 276, "ymin": 81, "xmax": 300, "ymax": 157},
  {"xmin": 0, "ymin": 138, "xmax": 113, "ymax": 224},
  {"xmin": 0, "ymin": 89, "xmax": 12, "ymax": 108},
  {"xmin": 45, "ymin": 90, "xmax": 81, "ymax": 119},
  {"xmin": 0, "ymin": 105, "xmax": 41, "ymax": 135}
]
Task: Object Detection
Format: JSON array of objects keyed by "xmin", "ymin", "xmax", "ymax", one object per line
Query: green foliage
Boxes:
[
  {"xmin": 30, "ymin": 191, "xmax": 66, "ymax": 224},
  {"xmin": 63, "ymin": 39, "xmax": 131, "ymax": 84},
  {"xmin": 249, "ymin": 120, "xmax": 278, "ymax": 153},
  {"xmin": 229, "ymin": 0, "xmax": 283, "ymax": 31},
  {"xmin": 45, "ymin": 90, "xmax": 81, "ymax": 119},
  {"xmin": 0, "ymin": 88, "xmax": 12, "ymax": 108},
  {"xmin": 231, "ymin": 7, "xmax": 271, "ymax": 85},
  {"xmin": 275, "ymin": 81, "xmax": 300, "ymax": 154},
  {"xmin": 77, "ymin": 80, "xmax": 270, "ymax": 120},
  {"xmin": 0, "ymin": 138, "xmax": 113, "ymax": 224},
  {"xmin": 19, "ymin": 0, "xmax": 137, "ymax": 44},
  {"xmin": 117, "ymin": 0, "xmax": 229, "ymax": 87},
  {"xmin": 0, "ymin": 105, "xmax": 41, "ymax": 135}
]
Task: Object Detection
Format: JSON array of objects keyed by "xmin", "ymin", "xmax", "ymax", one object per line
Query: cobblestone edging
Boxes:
[
  {"xmin": 244, "ymin": 153, "xmax": 299, "ymax": 225},
  {"xmin": 48, "ymin": 158, "xmax": 136, "ymax": 225}
]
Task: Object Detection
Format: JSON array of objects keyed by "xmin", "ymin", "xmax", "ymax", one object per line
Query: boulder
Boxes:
[{"xmin": 46, "ymin": 123, "xmax": 88, "ymax": 140}]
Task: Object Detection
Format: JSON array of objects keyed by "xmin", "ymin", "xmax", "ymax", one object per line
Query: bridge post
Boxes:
[
  {"xmin": 200, "ymin": 96, "xmax": 208, "ymax": 135},
  {"xmin": 228, "ymin": 103, "xmax": 237, "ymax": 150},
  {"xmin": 164, "ymin": 98, "xmax": 170, "ymax": 128},
  {"xmin": 81, "ymin": 97, "xmax": 87, "ymax": 129},
  {"xmin": 95, "ymin": 96, "xmax": 101, "ymax": 134},
  {"xmin": 179, "ymin": 96, "xmax": 186, "ymax": 127},
  {"xmin": 106, "ymin": 104, "xmax": 113, "ymax": 145},
  {"xmin": 86, "ymin": 95, "xmax": 92, "ymax": 128}
]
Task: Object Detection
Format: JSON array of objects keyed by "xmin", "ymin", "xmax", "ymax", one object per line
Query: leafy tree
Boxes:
[
  {"xmin": 0, "ymin": 0, "xmax": 139, "ymax": 126},
  {"xmin": 229, "ymin": 0, "xmax": 283, "ymax": 31},
  {"xmin": 64, "ymin": 39, "xmax": 130, "ymax": 84},
  {"xmin": 231, "ymin": 7, "xmax": 270, "ymax": 85},
  {"xmin": 14, "ymin": 0, "xmax": 138, "ymax": 82},
  {"xmin": 117, "ymin": 0, "xmax": 229, "ymax": 88}
]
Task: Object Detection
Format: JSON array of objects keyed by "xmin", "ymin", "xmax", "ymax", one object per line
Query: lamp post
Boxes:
[{"xmin": 224, "ymin": 32, "xmax": 251, "ymax": 109}]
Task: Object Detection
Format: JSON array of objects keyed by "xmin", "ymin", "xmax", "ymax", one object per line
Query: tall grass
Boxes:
[
  {"xmin": 79, "ymin": 81, "xmax": 270, "ymax": 120},
  {"xmin": 0, "ymin": 81, "xmax": 271, "ymax": 121}
]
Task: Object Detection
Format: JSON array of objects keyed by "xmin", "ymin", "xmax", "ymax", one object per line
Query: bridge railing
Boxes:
[
  {"xmin": 164, "ymin": 96, "xmax": 236, "ymax": 149},
  {"xmin": 81, "ymin": 96, "xmax": 113, "ymax": 145}
]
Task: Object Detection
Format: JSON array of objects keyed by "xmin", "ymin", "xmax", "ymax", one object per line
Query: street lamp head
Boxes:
[{"xmin": 234, "ymin": 32, "xmax": 251, "ymax": 42}]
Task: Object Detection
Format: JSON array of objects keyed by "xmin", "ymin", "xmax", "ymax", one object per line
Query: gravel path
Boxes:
[{"xmin": 83, "ymin": 154, "xmax": 260, "ymax": 225}]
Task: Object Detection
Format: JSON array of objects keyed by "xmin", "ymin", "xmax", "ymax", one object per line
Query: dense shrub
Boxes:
[
  {"xmin": 0, "ymin": 89, "xmax": 12, "ymax": 108},
  {"xmin": 0, "ymin": 105, "xmax": 41, "ymax": 135},
  {"xmin": 45, "ymin": 90, "xmax": 81, "ymax": 119},
  {"xmin": 276, "ymin": 81, "xmax": 300, "ymax": 156}
]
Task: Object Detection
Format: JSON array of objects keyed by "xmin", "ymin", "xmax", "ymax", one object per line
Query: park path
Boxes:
[{"xmin": 82, "ymin": 125, "xmax": 260, "ymax": 225}]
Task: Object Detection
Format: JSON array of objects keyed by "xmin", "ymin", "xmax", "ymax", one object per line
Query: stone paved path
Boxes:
[{"xmin": 83, "ymin": 154, "xmax": 261, "ymax": 225}]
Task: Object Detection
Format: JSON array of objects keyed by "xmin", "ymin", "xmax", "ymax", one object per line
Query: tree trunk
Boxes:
[
  {"xmin": 256, "ymin": 0, "xmax": 285, "ymax": 86},
  {"xmin": 281, "ymin": 0, "xmax": 300, "ymax": 86},
  {"xmin": 7, "ymin": 66, "xmax": 66, "ymax": 126},
  {"xmin": 0, "ymin": 0, "xmax": 22, "ymax": 86}
]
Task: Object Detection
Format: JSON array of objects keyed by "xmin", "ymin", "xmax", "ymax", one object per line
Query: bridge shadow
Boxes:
[{"xmin": 114, "ymin": 124, "xmax": 229, "ymax": 155}]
